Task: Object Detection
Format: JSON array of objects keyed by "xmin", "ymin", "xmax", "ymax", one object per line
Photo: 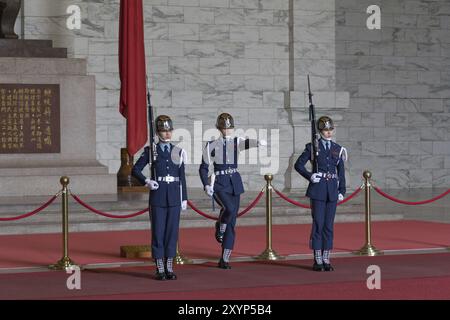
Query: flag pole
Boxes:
[{"xmin": 117, "ymin": 0, "xmax": 147, "ymax": 192}]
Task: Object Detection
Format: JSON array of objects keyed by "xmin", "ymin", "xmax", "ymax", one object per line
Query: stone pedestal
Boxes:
[
  {"xmin": 0, "ymin": 39, "xmax": 67, "ymax": 57},
  {"xmin": 0, "ymin": 40, "xmax": 116, "ymax": 196}
]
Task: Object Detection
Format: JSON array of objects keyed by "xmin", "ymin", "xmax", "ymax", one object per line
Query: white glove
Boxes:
[
  {"xmin": 145, "ymin": 178, "xmax": 159, "ymax": 190},
  {"xmin": 204, "ymin": 185, "xmax": 214, "ymax": 197},
  {"xmin": 181, "ymin": 200, "xmax": 187, "ymax": 211},
  {"xmin": 259, "ymin": 139, "xmax": 267, "ymax": 146},
  {"xmin": 338, "ymin": 193, "xmax": 344, "ymax": 201},
  {"xmin": 310, "ymin": 173, "xmax": 321, "ymax": 183}
]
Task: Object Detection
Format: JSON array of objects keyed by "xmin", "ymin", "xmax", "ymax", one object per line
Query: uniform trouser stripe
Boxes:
[
  {"xmin": 223, "ymin": 248, "xmax": 232, "ymax": 262},
  {"xmin": 166, "ymin": 257, "xmax": 174, "ymax": 272},
  {"xmin": 314, "ymin": 250, "xmax": 323, "ymax": 264},
  {"xmin": 156, "ymin": 258, "xmax": 164, "ymax": 273},
  {"xmin": 323, "ymin": 250, "xmax": 331, "ymax": 264}
]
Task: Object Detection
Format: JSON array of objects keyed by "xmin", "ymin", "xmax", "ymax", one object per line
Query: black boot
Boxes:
[
  {"xmin": 155, "ymin": 271, "xmax": 167, "ymax": 280},
  {"xmin": 312, "ymin": 262, "xmax": 325, "ymax": 272},
  {"xmin": 218, "ymin": 258, "xmax": 231, "ymax": 269},
  {"xmin": 323, "ymin": 263, "xmax": 334, "ymax": 272},
  {"xmin": 165, "ymin": 271, "xmax": 178, "ymax": 280}
]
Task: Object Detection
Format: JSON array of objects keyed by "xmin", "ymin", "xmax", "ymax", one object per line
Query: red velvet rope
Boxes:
[
  {"xmin": 237, "ymin": 190, "xmax": 264, "ymax": 216},
  {"xmin": 187, "ymin": 201, "xmax": 221, "ymax": 220},
  {"xmin": 336, "ymin": 186, "xmax": 363, "ymax": 205},
  {"xmin": 273, "ymin": 185, "xmax": 363, "ymax": 209},
  {"xmin": 71, "ymin": 194, "xmax": 149, "ymax": 218},
  {"xmin": 373, "ymin": 186, "xmax": 450, "ymax": 205},
  {"xmin": 0, "ymin": 195, "xmax": 58, "ymax": 221},
  {"xmin": 188, "ymin": 189, "xmax": 265, "ymax": 221},
  {"xmin": 274, "ymin": 189, "xmax": 311, "ymax": 208}
]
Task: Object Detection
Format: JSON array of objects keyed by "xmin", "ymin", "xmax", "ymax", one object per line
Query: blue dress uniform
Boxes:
[
  {"xmin": 295, "ymin": 138, "xmax": 346, "ymax": 267},
  {"xmin": 199, "ymin": 136, "xmax": 258, "ymax": 260},
  {"xmin": 132, "ymin": 143, "xmax": 188, "ymax": 262}
]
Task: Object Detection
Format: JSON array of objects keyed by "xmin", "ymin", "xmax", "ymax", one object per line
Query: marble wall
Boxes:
[
  {"xmin": 336, "ymin": 0, "xmax": 450, "ymax": 188},
  {"xmin": 16, "ymin": 0, "xmax": 450, "ymax": 190}
]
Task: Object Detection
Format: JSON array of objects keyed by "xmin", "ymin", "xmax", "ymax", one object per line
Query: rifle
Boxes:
[
  {"xmin": 307, "ymin": 75, "xmax": 319, "ymax": 173},
  {"xmin": 146, "ymin": 76, "xmax": 157, "ymax": 179}
]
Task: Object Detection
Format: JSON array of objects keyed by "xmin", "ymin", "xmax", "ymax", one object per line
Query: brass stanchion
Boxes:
[
  {"xmin": 49, "ymin": 177, "xmax": 77, "ymax": 270},
  {"xmin": 354, "ymin": 171, "xmax": 382, "ymax": 256},
  {"xmin": 174, "ymin": 242, "xmax": 192, "ymax": 264},
  {"xmin": 256, "ymin": 174, "xmax": 284, "ymax": 260}
]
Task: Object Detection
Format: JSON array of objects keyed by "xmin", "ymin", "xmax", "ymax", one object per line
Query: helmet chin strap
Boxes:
[
  {"xmin": 221, "ymin": 132, "xmax": 234, "ymax": 140},
  {"xmin": 157, "ymin": 134, "xmax": 171, "ymax": 143},
  {"xmin": 320, "ymin": 133, "xmax": 332, "ymax": 141}
]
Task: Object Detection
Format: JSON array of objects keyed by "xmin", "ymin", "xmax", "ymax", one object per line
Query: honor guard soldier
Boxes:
[
  {"xmin": 199, "ymin": 113, "xmax": 266, "ymax": 269},
  {"xmin": 132, "ymin": 115, "xmax": 188, "ymax": 280},
  {"xmin": 294, "ymin": 116, "xmax": 347, "ymax": 272}
]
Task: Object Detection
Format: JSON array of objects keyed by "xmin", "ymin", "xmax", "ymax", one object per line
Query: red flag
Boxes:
[{"xmin": 119, "ymin": 0, "xmax": 147, "ymax": 156}]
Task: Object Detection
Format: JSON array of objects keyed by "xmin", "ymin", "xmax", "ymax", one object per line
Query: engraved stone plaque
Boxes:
[{"xmin": 0, "ymin": 83, "xmax": 60, "ymax": 153}]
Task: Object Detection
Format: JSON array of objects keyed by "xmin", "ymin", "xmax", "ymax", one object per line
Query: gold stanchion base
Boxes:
[
  {"xmin": 353, "ymin": 244, "xmax": 383, "ymax": 256},
  {"xmin": 255, "ymin": 248, "xmax": 284, "ymax": 260},
  {"xmin": 174, "ymin": 252, "xmax": 193, "ymax": 265},
  {"xmin": 48, "ymin": 256, "xmax": 77, "ymax": 270},
  {"xmin": 120, "ymin": 245, "xmax": 151, "ymax": 259}
]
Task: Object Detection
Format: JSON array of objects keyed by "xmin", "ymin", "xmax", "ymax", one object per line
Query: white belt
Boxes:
[
  {"xmin": 317, "ymin": 172, "xmax": 338, "ymax": 179},
  {"xmin": 214, "ymin": 168, "xmax": 238, "ymax": 175},
  {"xmin": 157, "ymin": 175, "xmax": 180, "ymax": 183}
]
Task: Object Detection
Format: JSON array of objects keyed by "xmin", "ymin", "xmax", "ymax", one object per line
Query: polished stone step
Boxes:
[
  {"xmin": 0, "ymin": 57, "xmax": 86, "ymax": 75},
  {"xmin": 0, "ymin": 39, "xmax": 53, "ymax": 48}
]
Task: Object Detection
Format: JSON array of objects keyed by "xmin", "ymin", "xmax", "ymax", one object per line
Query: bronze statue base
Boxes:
[
  {"xmin": 0, "ymin": 0, "xmax": 21, "ymax": 39},
  {"xmin": 117, "ymin": 148, "xmax": 146, "ymax": 192}
]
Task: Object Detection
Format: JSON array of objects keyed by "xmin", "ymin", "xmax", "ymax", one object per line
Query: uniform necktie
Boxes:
[
  {"xmin": 223, "ymin": 139, "xmax": 227, "ymax": 163},
  {"xmin": 326, "ymin": 141, "xmax": 330, "ymax": 152},
  {"xmin": 164, "ymin": 145, "xmax": 169, "ymax": 154}
]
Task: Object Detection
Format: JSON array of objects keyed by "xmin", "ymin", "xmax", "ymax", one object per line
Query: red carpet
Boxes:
[
  {"xmin": 68, "ymin": 277, "xmax": 450, "ymax": 300},
  {"xmin": 1, "ymin": 253, "xmax": 450, "ymax": 300},
  {"xmin": 1, "ymin": 220, "xmax": 450, "ymax": 268}
]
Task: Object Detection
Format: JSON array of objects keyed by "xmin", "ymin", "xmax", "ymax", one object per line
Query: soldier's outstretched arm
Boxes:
[
  {"xmin": 237, "ymin": 137, "xmax": 258, "ymax": 151},
  {"xmin": 294, "ymin": 144, "xmax": 313, "ymax": 181},
  {"xmin": 132, "ymin": 147, "xmax": 150, "ymax": 185},
  {"xmin": 238, "ymin": 137, "xmax": 269, "ymax": 152}
]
